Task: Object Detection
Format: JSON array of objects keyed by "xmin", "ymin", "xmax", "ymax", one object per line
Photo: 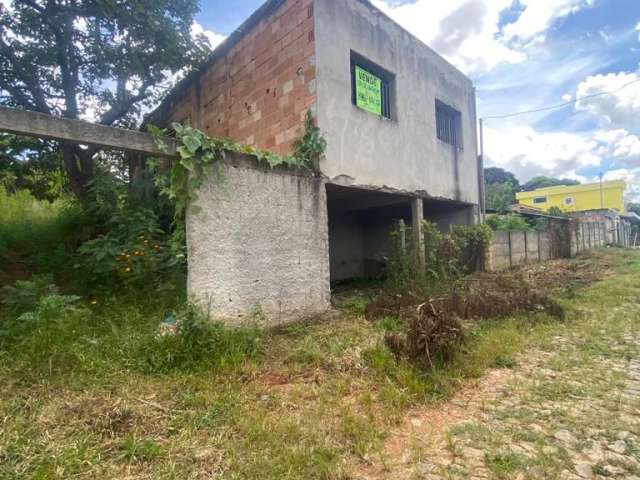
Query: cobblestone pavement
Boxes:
[{"xmin": 359, "ymin": 306, "xmax": 640, "ymax": 480}]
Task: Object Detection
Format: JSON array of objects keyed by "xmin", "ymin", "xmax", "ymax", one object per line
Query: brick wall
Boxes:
[{"xmin": 168, "ymin": 0, "xmax": 316, "ymax": 155}]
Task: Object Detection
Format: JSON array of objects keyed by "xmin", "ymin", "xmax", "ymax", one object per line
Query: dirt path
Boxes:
[{"xmin": 357, "ymin": 308, "xmax": 640, "ymax": 479}]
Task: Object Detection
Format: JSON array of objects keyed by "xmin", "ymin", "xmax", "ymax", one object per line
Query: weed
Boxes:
[
  {"xmin": 120, "ymin": 434, "xmax": 164, "ymax": 462},
  {"xmin": 485, "ymin": 451, "xmax": 528, "ymax": 477},
  {"xmin": 137, "ymin": 303, "xmax": 263, "ymax": 373},
  {"xmin": 0, "ymin": 275, "xmax": 58, "ymax": 315}
]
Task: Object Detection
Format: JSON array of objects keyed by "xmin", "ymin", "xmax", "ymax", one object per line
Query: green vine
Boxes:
[{"xmin": 149, "ymin": 110, "xmax": 326, "ymax": 221}]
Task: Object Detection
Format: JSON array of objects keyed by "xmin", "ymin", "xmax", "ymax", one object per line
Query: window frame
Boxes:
[
  {"xmin": 532, "ymin": 196, "xmax": 547, "ymax": 205},
  {"xmin": 435, "ymin": 99, "xmax": 463, "ymax": 149},
  {"xmin": 350, "ymin": 52, "xmax": 394, "ymax": 120},
  {"xmin": 564, "ymin": 196, "xmax": 574, "ymax": 206}
]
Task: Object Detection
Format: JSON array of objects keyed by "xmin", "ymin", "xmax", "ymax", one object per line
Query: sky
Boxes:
[{"xmin": 192, "ymin": 0, "xmax": 640, "ymax": 199}]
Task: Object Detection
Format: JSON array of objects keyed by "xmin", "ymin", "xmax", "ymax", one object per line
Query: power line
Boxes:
[{"xmin": 482, "ymin": 77, "xmax": 640, "ymax": 120}]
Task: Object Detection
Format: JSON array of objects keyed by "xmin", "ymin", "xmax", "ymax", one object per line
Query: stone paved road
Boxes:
[{"xmin": 359, "ymin": 303, "xmax": 640, "ymax": 480}]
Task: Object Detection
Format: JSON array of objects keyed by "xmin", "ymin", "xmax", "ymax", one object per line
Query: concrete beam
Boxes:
[
  {"xmin": 411, "ymin": 197, "xmax": 426, "ymax": 269},
  {"xmin": 0, "ymin": 106, "xmax": 176, "ymax": 157}
]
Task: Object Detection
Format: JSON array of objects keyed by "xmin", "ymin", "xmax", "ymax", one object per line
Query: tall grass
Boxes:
[
  {"xmin": 0, "ymin": 187, "xmax": 91, "ymax": 277},
  {"xmin": 0, "ymin": 186, "xmax": 87, "ymax": 263}
]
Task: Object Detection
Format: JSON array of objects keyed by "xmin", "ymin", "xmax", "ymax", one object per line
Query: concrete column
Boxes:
[{"xmin": 411, "ymin": 197, "xmax": 425, "ymax": 269}]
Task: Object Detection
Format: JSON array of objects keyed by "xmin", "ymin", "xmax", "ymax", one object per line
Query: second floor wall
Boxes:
[{"xmin": 314, "ymin": 0, "xmax": 480, "ymax": 205}]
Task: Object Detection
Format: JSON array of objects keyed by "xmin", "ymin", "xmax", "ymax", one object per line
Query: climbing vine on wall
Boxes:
[{"xmin": 149, "ymin": 110, "xmax": 326, "ymax": 222}]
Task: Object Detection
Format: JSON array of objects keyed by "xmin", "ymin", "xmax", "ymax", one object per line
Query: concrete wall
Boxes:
[
  {"xmin": 570, "ymin": 221, "xmax": 608, "ymax": 256},
  {"xmin": 314, "ymin": 0, "xmax": 480, "ymax": 205},
  {"xmin": 486, "ymin": 231, "xmax": 552, "ymax": 271},
  {"xmin": 186, "ymin": 153, "xmax": 330, "ymax": 325},
  {"xmin": 329, "ymin": 205, "xmax": 409, "ymax": 281}
]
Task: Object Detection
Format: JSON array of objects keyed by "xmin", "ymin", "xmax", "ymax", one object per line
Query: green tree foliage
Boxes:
[
  {"xmin": 0, "ymin": 135, "xmax": 65, "ymax": 200},
  {"xmin": 484, "ymin": 167, "xmax": 520, "ymax": 188},
  {"xmin": 521, "ymin": 176, "xmax": 580, "ymax": 192},
  {"xmin": 485, "ymin": 214, "xmax": 530, "ymax": 231},
  {"xmin": 485, "ymin": 182, "xmax": 517, "ymax": 212},
  {"xmin": 627, "ymin": 202, "xmax": 640, "ymax": 216},
  {"xmin": 0, "ymin": 0, "xmax": 208, "ymax": 201},
  {"xmin": 484, "ymin": 167, "xmax": 520, "ymax": 212}
]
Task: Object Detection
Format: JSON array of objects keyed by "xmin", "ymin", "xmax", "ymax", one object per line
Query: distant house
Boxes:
[{"xmin": 516, "ymin": 180, "xmax": 626, "ymax": 213}]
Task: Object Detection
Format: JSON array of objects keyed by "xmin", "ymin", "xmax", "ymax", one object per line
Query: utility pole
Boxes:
[
  {"xmin": 599, "ymin": 172, "xmax": 604, "ymax": 209},
  {"xmin": 478, "ymin": 118, "xmax": 486, "ymax": 222}
]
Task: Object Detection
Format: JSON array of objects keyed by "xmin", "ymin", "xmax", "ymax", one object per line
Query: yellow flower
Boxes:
[
  {"xmin": 90, "ymin": 299, "xmax": 98, "ymax": 305},
  {"xmin": 124, "ymin": 267, "xmax": 131, "ymax": 272}
]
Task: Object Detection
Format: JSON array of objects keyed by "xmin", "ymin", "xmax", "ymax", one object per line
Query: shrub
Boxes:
[
  {"xmin": 0, "ymin": 275, "xmax": 58, "ymax": 316},
  {"xmin": 0, "ymin": 186, "xmax": 86, "ymax": 261},
  {"xmin": 384, "ymin": 300, "xmax": 464, "ymax": 369},
  {"xmin": 137, "ymin": 304, "xmax": 264, "ymax": 373},
  {"xmin": 451, "ymin": 223, "xmax": 492, "ymax": 273},
  {"xmin": 485, "ymin": 214, "xmax": 530, "ymax": 231},
  {"xmin": 76, "ymin": 207, "xmax": 184, "ymax": 293},
  {"xmin": 0, "ymin": 292, "xmax": 90, "ymax": 370},
  {"xmin": 385, "ymin": 221, "xmax": 492, "ymax": 292}
]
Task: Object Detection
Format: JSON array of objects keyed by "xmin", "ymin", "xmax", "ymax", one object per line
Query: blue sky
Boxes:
[{"xmin": 195, "ymin": 0, "xmax": 640, "ymax": 199}]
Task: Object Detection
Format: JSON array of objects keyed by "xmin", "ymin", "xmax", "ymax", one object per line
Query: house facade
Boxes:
[
  {"xmin": 147, "ymin": 0, "xmax": 481, "ymax": 324},
  {"xmin": 516, "ymin": 180, "xmax": 626, "ymax": 213}
]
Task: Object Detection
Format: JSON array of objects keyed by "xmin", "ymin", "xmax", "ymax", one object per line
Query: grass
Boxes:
[
  {"xmin": 0, "ymin": 187, "xmax": 87, "ymax": 266},
  {"xmin": 1, "ymin": 190, "xmax": 639, "ymax": 478}
]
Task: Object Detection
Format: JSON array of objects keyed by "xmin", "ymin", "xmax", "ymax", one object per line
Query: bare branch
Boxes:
[{"xmin": 98, "ymin": 77, "xmax": 155, "ymax": 126}]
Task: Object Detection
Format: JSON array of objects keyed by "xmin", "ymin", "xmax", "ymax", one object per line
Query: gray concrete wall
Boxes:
[
  {"xmin": 486, "ymin": 231, "xmax": 552, "ymax": 271},
  {"xmin": 329, "ymin": 207, "xmax": 407, "ymax": 281},
  {"xmin": 186, "ymin": 153, "xmax": 331, "ymax": 325},
  {"xmin": 314, "ymin": 0, "xmax": 480, "ymax": 206}
]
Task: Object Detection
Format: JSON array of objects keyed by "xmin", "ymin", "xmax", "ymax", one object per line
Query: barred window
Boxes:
[
  {"xmin": 351, "ymin": 52, "xmax": 394, "ymax": 119},
  {"xmin": 435, "ymin": 100, "xmax": 462, "ymax": 148},
  {"xmin": 533, "ymin": 196, "xmax": 547, "ymax": 204}
]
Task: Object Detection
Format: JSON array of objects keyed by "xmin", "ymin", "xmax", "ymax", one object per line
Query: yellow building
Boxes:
[{"xmin": 516, "ymin": 180, "xmax": 626, "ymax": 213}]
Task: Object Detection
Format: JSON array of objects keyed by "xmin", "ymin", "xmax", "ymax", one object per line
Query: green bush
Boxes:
[
  {"xmin": 0, "ymin": 186, "xmax": 86, "ymax": 261},
  {"xmin": 76, "ymin": 207, "xmax": 184, "ymax": 293},
  {"xmin": 0, "ymin": 275, "xmax": 58, "ymax": 316},
  {"xmin": 485, "ymin": 214, "xmax": 530, "ymax": 231},
  {"xmin": 137, "ymin": 304, "xmax": 264, "ymax": 373},
  {"xmin": 0, "ymin": 292, "xmax": 90, "ymax": 370},
  {"xmin": 386, "ymin": 221, "xmax": 492, "ymax": 291}
]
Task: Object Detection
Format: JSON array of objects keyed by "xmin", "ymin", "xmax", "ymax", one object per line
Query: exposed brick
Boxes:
[{"xmin": 165, "ymin": 0, "xmax": 314, "ymax": 154}]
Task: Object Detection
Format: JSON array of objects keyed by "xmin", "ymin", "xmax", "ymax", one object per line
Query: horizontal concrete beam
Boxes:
[{"xmin": 0, "ymin": 107, "xmax": 176, "ymax": 157}]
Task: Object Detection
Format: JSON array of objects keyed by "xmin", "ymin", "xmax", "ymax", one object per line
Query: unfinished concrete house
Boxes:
[{"xmin": 147, "ymin": 0, "xmax": 481, "ymax": 324}]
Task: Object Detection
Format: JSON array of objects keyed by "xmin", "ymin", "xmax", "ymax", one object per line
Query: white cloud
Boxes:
[
  {"xmin": 371, "ymin": 0, "xmax": 591, "ymax": 74},
  {"xmin": 601, "ymin": 168, "xmax": 640, "ymax": 202},
  {"xmin": 484, "ymin": 125, "xmax": 599, "ymax": 181},
  {"xmin": 636, "ymin": 21, "xmax": 640, "ymax": 41},
  {"xmin": 574, "ymin": 69, "xmax": 640, "ymax": 129},
  {"xmin": 484, "ymin": 125, "xmax": 640, "ymax": 185},
  {"xmin": 191, "ymin": 21, "xmax": 226, "ymax": 50},
  {"xmin": 502, "ymin": 0, "xmax": 592, "ymax": 43}
]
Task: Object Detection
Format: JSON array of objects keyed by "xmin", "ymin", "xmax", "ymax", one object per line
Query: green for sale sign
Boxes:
[{"xmin": 355, "ymin": 66, "xmax": 382, "ymax": 116}]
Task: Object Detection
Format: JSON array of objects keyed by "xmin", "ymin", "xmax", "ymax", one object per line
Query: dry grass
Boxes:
[{"xmin": 0, "ymin": 249, "xmax": 632, "ymax": 479}]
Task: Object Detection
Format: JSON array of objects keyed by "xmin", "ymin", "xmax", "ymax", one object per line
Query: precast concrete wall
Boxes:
[
  {"xmin": 186, "ymin": 153, "xmax": 330, "ymax": 325},
  {"xmin": 486, "ymin": 231, "xmax": 552, "ymax": 271}
]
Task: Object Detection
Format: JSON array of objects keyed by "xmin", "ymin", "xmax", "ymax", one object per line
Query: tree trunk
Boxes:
[{"xmin": 61, "ymin": 141, "xmax": 94, "ymax": 203}]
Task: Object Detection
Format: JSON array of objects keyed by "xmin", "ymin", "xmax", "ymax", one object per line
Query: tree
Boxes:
[
  {"xmin": 484, "ymin": 167, "xmax": 520, "ymax": 188},
  {"xmin": 521, "ymin": 176, "xmax": 580, "ymax": 192},
  {"xmin": 484, "ymin": 167, "xmax": 520, "ymax": 212},
  {"xmin": 0, "ymin": 134, "xmax": 65, "ymax": 200},
  {"xmin": 485, "ymin": 182, "xmax": 516, "ymax": 212},
  {"xmin": 627, "ymin": 203, "xmax": 640, "ymax": 216},
  {"xmin": 0, "ymin": 0, "xmax": 208, "ymax": 201}
]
